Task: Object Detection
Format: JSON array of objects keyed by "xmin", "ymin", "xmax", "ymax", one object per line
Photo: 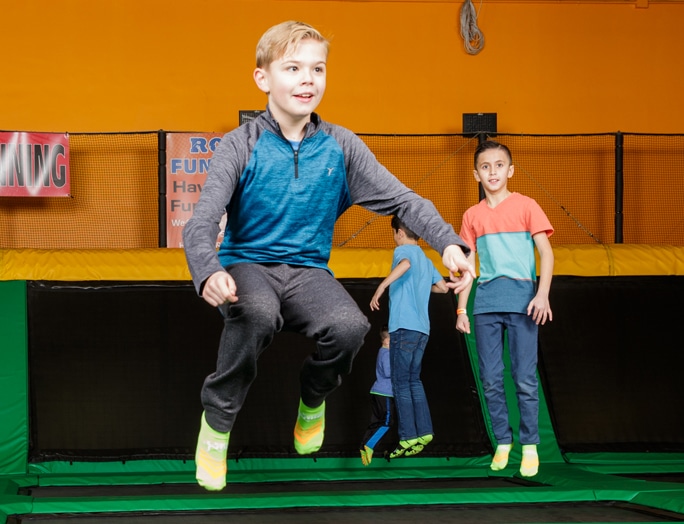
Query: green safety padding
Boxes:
[
  {"xmin": 0, "ymin": 281, "xmax": 28, "ymax": 475},
  {"xmin": 26, "ymin": 456, "xmax": 491, "ymax": 486},
  {"xmin": 6, "ymin": 463, "xmax": 684, "ymax": 517}
]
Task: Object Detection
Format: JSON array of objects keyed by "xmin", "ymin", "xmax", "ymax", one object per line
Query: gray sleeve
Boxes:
[
  {"xmin": 335, "ymin": 127, "xmax": 470, "ymax": 256},
  {"xmin": 182, "ymin": 131, "xmax": 247, "ymax": 295}
]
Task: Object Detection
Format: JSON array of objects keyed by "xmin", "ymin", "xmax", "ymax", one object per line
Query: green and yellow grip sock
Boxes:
[
  {"xmin": 405, "ymin": 433, "xmax": 433, "ymax": 457},
  {"xmin": 389, "ymin": 438, "xmax": 419, "ymax": 459},
  {"xmin": 360, "ymin": 445, "xmax": 374, "ymax": 466},
  {"xmin": 294, "ymin": 399, "xmax": 325, "ymax": 455},
  {"xmin": 195, "ymin": 412, "xmax": 230, "ymax": 491}
]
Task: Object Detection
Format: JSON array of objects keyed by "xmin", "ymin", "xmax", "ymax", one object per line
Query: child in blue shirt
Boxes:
[{"xmin": 370, "ymin": 216, "xmax": 448, "ymax": 458}]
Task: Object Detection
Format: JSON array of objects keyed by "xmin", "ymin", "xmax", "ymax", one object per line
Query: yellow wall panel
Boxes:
[{"xmin": 3, "ymin": 245, "xmax": 684, "ymax": 281}]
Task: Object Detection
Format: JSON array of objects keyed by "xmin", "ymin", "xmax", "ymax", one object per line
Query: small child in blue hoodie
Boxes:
[{"xmin": 359, "ymin": 327, "xmax": 394, "ymax": 465}]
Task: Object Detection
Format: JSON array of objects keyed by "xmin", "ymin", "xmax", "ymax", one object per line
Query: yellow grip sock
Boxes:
[
  {"xmin": 520, "ymin": 444, "xmax": 539, "ymax": 477},
  {"xmin": 490, "ymin": 443, "xmax": 512, "ymax": 471}
]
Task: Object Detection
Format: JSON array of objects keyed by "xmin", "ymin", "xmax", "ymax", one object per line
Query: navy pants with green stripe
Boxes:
[{"xmin": 360, "ymin": 394, "xmax": 396, "ymax": 451}]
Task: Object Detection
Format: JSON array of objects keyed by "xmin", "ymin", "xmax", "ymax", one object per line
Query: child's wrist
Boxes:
[{"xmin": 456, "ymin": 308, "xmax": 467, "ymax": 316}]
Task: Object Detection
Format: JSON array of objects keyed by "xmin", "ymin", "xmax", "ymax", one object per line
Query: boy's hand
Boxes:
[
  {"xmin": 455, "ymin": 313, "xmax": 470, "ymax": 334},
  {"xmin": 442, "ymin": 245, "xmax": 476, "ymax": 295},
  {"xmin": 527, "ymin": 295, "xmax": 552, "ymax": 325},
  {"xmin": 202, "ymin": 271, "xmax": 238, "ymax": 307},
  {"xmin": 369, "ymin": 287, "xmax": 384, "ymax": 311}
]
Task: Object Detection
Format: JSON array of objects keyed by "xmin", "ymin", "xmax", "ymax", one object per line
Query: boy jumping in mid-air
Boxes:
[
  {"xmin": 370, "ymin": 216, "xmax": 449, "ymax": 459},
  {"xmin": 183, "ymin": 20, "xmax": 474, "ymax": 491}
]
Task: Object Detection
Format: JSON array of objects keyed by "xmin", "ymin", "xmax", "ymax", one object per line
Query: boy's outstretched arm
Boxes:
[
  {"xmin": 528, "ymin": 232, "xmax": 554, "ymax": 325},
  {"xmin": 370, "ymin": 259, "xmax": 410, "ymax": 311},
  {"xmin": 201, "ymin": 271, "xmax": 239, "ymax": 307},
  {"xmin": 442, "ymin": 245, "xmax": 476, "ymax": 296}
]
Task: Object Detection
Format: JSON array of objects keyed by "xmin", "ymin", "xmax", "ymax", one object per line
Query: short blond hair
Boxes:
[{"xmin": 256, "ymin": 21, "xmax": 329, "ymax": 68}]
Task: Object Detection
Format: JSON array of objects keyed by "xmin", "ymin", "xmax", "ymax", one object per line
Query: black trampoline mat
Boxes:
[
  {"xmin": 619, "ymin": 473, "xmax": 684, "ymax": 484},
  {"xmin": 9, "ymin": 501, "xmax": 684, "ymax": 523}
]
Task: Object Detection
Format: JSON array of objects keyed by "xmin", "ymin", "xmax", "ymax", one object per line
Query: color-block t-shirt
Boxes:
[{"xmin": 459, "ymin": 192, "xmax": 553, "ymax": 314}]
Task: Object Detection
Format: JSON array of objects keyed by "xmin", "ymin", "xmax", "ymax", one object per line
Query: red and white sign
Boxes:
[
  {"xmin": 0, "ymin": 132, "xmax": 70, "ymax": 197},
  {"xmin": 166, "ymin": 132, "xmax": 224, "ymax": 248}
]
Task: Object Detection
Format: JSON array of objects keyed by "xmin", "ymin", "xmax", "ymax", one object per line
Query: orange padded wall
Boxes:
[{"xmin": 3, "ymin": 1, "xmax": 683, "ymax": 135}]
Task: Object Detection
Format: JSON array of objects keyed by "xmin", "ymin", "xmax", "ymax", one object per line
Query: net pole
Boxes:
[
  {"xmin": 477, "ymin": 132, "xmax": 488, "ymax": 202},
  {"xmin": 158, "ymin": 130, "xmax": 167, "ymax": 248},
  {"xmin": 614, "ymin": 132, "xmax": 624, "ymax": 244}
]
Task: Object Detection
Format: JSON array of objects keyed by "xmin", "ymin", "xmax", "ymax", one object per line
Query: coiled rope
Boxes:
[{"xmin": 460, "ymin": 0, "xmax": 485, "ymax": 55}]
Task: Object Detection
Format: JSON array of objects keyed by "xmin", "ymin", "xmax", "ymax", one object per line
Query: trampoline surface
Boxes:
[{"xmin": 8, "ymin": 475, "xmax": 684, "ymax": 524}]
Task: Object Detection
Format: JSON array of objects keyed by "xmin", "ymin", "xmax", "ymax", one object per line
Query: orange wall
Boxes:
[{"xmin": 4, "ymin": 1, "xmax": 683, "ymax": 135}]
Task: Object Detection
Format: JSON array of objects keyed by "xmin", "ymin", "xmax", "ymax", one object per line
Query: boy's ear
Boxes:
[
  {"xmin": 473, "ymin": 169, "xmax": 480, "ymax": 182},
  {"xmin": 508, "ymin": 164, "xmax": 515, "ymax": 178},
  {"xmin": 253, "ymin": 67, "xmax": 270, "ymax": 94}
]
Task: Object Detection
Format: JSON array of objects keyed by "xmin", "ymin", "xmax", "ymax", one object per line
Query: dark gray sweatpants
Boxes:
[{"xmin": 202, "ymin": 263, "xmax": 370, "ymax": 433}]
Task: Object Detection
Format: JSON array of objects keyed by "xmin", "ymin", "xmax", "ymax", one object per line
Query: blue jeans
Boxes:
[
  {"xmin": 474, "ymin": 312, "xmax": 540, "ymax": 445},
  {"xmin": 390, "ymin": 328, "xmax": 433, "ymax": 441}
]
